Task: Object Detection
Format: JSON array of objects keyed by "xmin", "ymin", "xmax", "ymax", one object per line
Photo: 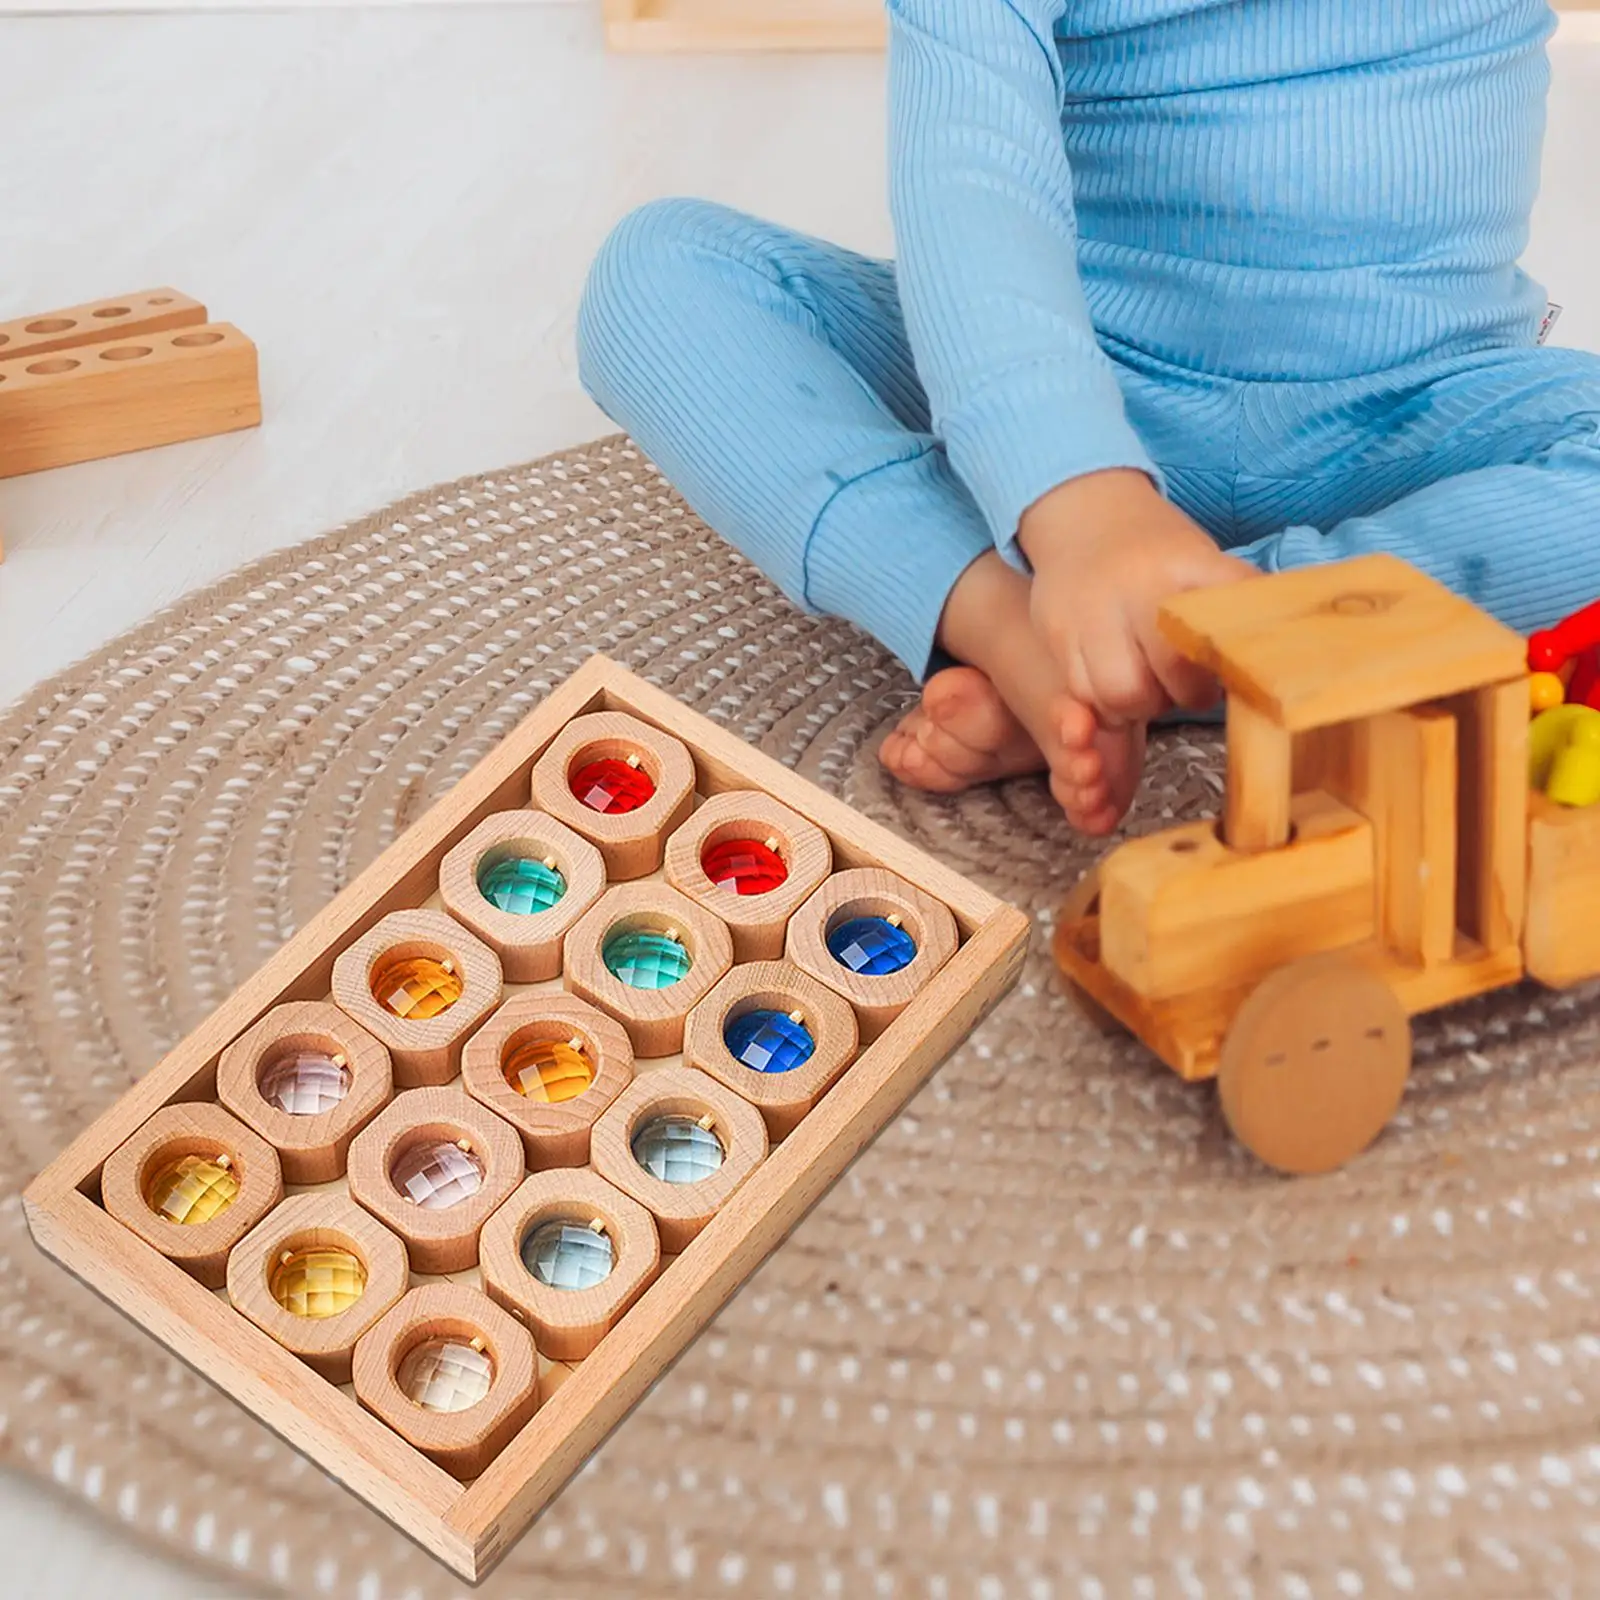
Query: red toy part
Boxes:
[
  {"xmin": 1529, "ymin": 597, "xmax": 1600, "ymax": 673},
  {"xmin": 1571, "ymin": 649, "xmax": 1600, "ymax": 712}
]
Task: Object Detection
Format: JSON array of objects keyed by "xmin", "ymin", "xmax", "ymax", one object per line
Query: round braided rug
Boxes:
[{"xmin": 5, "ymin": 438, "xmax": 1600, "ymax": 1599}]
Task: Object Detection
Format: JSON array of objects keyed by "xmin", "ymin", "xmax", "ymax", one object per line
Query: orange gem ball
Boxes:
[
  {"xmin": 371, "ymin": 953, "xmax": 463, "ymax": 1020},
  {"xmin": 502, "ymin": 1037, "xmax": 596, "ymax": 1103}
]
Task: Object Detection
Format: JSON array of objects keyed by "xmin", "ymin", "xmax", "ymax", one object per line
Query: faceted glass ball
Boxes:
[
  {"xmin": 603, "ymin": 929, "xmax": 692, "ymax": 990},
  {"xmin": 477, "ymin": 854, "xmax": 566, "ymax": 916},
  {"xmin": 371, "ymin": 953, "xmax": 463, "ymax": 1020},
  {"xmin": 570, "ymin": 756, "xmax": 655, "ymax": 815},
  {"xmin": 520, "ymin": 1218, "xmax": 615, "ymax": 1292},
  {"xmin": 258, "ymin": 1047, "xmax": 351, "ymax": 1116},
  {"xmin": 144, "ymin": 1153, "xmax": 239, "ymax": 1226},
  {"xmin": 828, "ymin": 915, "xmax": 918, "ymax": 977},
  {"xmin": 503, "ymin": 1037, "xmax": 595, "ymax": 1103},
  {"xmin": 632, "ymin": 1115, "xmax": 725, "ymax": 1185},
  {"xmin": 397, "ymin": 1337, "xmax": 495, "ymax": 1414},
  {"xmin": 702, "ymin": 837, "xmax": 788, "ymax": 896},
  {"xmin": 390, "ymin": 1139, "xmax": 485, "ymax": 1210},
  {"xmin": 724, "ymin": 1008, "xmax": 816, "ymax": 1075},
  {"xmin": 270, "ymin": 1245, "xmax": 367, "ymax": 1319}
]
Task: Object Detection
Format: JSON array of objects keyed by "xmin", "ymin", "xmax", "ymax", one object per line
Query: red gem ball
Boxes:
[
  {"xmin": 702, "ymin": 837, "xmax": 789, "ymax": 896},
  {"xmin": 570, "ymin": 756, "xmax": 656, "ymax": 815}
]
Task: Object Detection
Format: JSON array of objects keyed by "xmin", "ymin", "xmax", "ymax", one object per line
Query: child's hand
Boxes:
[{"xmin": 1018, "ymin": 469, "xmax": 1253, "ymax": 728}]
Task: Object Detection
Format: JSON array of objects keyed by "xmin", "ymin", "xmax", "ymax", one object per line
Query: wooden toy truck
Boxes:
[{"xmin": 1053, "ymin": 553, "xmax": 1600, "ymax": 1176}]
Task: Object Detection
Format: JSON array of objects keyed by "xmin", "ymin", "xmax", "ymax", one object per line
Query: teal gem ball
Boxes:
[
  {"xmin": 604, "ymin": 929, "xmax": 692, "ymax": 990},
  {"xmin": 477, "ymin": 854, "xmax": 567, "ymax": 916}
]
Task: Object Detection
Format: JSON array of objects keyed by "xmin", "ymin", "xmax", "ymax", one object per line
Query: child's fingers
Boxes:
[{"xmin": 1151, "ymin": 643, "xmax": 1222, "ymax": 712}]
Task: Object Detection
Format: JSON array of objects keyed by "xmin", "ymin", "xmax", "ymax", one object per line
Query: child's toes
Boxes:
[{"xmin": 1055, "ymin": 695, "xmax": 1099, "ymax": 753}]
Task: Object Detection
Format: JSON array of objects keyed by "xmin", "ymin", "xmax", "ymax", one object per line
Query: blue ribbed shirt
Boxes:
[{"xmin": 887, "ymin": 0, "xmax": 1557, "ymax": 560}]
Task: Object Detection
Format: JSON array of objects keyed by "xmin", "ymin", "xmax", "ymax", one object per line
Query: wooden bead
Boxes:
[
  {"xmin": 346, "ymin": 1086, "xmax": 525, "ymax": 1275},
  {"xmin": 682, "ymin": 960, "xmax": 859, "ymax": 1141},
  {"xmin": 785, "ymin": 866, "xmax": 960, "ymax": 1043},
  {"xmin": 225, "ymin": 1193, "xmax": 409, "ymax": 1384},
  {"xmin": 101, "ymin": 1103, "xmax": 282, "ymax": 1289},
  {"xmin": 330, "ymin": 908, "xmax": 503, "ymax": 1087},
  {"xmin": 438, "ymin": 809, "xmax": 606, "ymax": 983},
  {"xmin": 459, "ymin": 993, "xmax": 634, "ymax": 1169},
  {"xmin": 216, "ymin": 1000, "xmax": 393, "ymax": 1184},
  {"xmin": 352, "ymin": 1283, "xmax": 540, "ymax": 1481},
  {"xmin": 662, "ymin": 790, "xmax": 832, "ymax": 961},
  {"xmin": 528, "ymin": 710, "xmax": 695, "ymax": 880},
  {"xmin": 589, "ymin": 1066, "xmax": 768, "ymax": 1253},
  {"xmin": 478, "ymin": 1169, "xmax": 661, "ymax": 1362},
  {"xmin": 562, "ymin": 883, "xmax": 734, "ymax": 1058}
]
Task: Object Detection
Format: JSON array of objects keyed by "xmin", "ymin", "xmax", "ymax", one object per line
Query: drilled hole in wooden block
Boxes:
[
  {"xmin": 227, "ymin": 1193, "xmax": 408, "ymax": 1383},
  {"xmin": 27, "ymin": 357, "xmax": 79, "ymax": 375},
  {"xmin": 92, "ymin": 305, "xmax": 131, "ymax": 318},
  {"xmin": 99, "ymin": 345, "xmax": 153, "ymax": 362},
  {"xmin": 148, "ymin": 294, "xmax": 174, "ymax": 305},
  {"xmin": 352, "ymin": 1284, "xmax": 540, "ymax": 1479},
  {"xmin": 173, "ymin": 329, "xmax": 225, "ymax": 347},
  {"xmin": 460, "ymin": 992, "xmax": 635, "ymax": 1168},
  {"xmin": 25, "ymin": 318, "xmax": 74, "ymax": 333}
]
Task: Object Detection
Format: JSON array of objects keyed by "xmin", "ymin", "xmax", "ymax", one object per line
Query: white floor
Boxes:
[{"xmin": 1, "ymin": 8, "xmax": 1596, "ymax": 1597}]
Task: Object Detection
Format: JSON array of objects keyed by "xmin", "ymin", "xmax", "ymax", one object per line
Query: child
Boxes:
[{"xmin": 578, "ymin": 0, "xmax": 1600, "ymax": 835}]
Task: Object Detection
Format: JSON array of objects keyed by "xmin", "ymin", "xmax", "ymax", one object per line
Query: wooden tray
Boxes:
[{"xmin": 22, "ymin": 655, "xmax": 1029, "ymax": 1583}]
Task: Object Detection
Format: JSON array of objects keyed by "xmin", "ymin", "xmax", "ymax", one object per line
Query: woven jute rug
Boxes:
[{"xmin": 5, "ymin": 438, "xmax": 1600, "ymax": 1599}]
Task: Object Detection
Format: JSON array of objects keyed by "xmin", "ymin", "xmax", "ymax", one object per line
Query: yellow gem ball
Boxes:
[
  {"xmin": 270, "ymin": 1246, "xmax": 368, "ymax": 1319},
  {"xmin": 371, "ymin": 953, "xmax": 463, "ymax": 1020},
  {"xmin": 144, "ymin": 1153, "xmax": 239, "ymax": 1226},
  {"xmin": 502, "ymin": 1038, "xmax": 595, "ymax": 1103}
]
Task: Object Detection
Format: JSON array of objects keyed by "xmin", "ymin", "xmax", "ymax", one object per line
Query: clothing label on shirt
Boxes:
[{"xmin": 1539, "ymin": 302, "xmax": 1564, "ymax": 345}]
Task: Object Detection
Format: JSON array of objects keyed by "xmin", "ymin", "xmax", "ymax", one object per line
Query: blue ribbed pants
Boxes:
[{"xmin": 579, "ymin": 199, "xmax": 1600, "ymax": 680}]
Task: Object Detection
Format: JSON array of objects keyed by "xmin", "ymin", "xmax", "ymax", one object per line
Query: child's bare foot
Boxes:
[
  {"xmin": 879, "ymin": 666, "xmax": 1047, "ymax": 793},
  {"xmin": 1053, "ymin": 699, "xmax": 1147, "ymax": 837},
  {"xmin": 878, "ymin": 551, "xmax": 1147, "ymax": 834}
]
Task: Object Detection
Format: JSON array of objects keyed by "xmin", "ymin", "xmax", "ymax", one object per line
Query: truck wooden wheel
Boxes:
[{"xmin": 1218, "ymin": 954, "xmax": 1411, "ymax": 1176}]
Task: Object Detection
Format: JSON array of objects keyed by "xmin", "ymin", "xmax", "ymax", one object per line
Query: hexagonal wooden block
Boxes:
[
  {"xmin": 528, "ymin": 710, "xmax": 695, "ymax": 879},
  {"xmin": 683, "ymin": 960, "xmax": 859, "ymax": 1140},
  {"xmin": 330, "ymin": 908, "xmax": 503, "ymax": 1087},
  {"xmin": 353, "ymin": 1283, "xmax": 540, "ymax": 1480},
  {"xmin": 100, "ymin": 1103, "xmax": 283, "ymax": 1288},
  {"xmin": 663, "ymin": 790, "xmax": 832, "ymax": 961},
  {"xmin": 226, "ymin": 1193, "xmax": 409, "ymax": 1384},
  {"xmin": 786, "ymin": 866, "xmax": 959, "ymax": 1042},
  {"xmin": 563, "ymin": 882, "xmax": 734, "ymax": 1058},
  {"xmin": 479, "ymin": 1168, "xmax": 661, "ymax": 1361},
  {"xmin": 589, "ymin": 1065, "xmax": 768, "ymax": 1253},
  {"xmin": 216, "ymin": 1000, "xmax": 393, "ymax": 1184},
  {"xmin": 438, "ymin": 809, "xmax": 606, "ymax": 983},
  {"xmin": 347, "ymin": 1085, "xmax": 526, "ymax": 1275},
  {"xmin": 460, "ymin": 992, "xmax": 634, "ymax": 1169}
]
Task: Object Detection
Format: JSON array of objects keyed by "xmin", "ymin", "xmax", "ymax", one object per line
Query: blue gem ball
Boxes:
[
  {"xmin": 724, "ymin": 1009, "xmax": 816, "ymax": 1075},
  {"xmin": 478, "ymin": 855, "xmax": 566, "ymax": 916},
  {"xmin": 827, "ymin": 915, "xmax": 917, "ymax": 976}
]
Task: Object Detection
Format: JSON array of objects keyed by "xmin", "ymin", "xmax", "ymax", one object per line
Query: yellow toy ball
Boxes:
[{"xmin": 1530, "ymin": 672, "xmax": 1567, "ymax": 714}]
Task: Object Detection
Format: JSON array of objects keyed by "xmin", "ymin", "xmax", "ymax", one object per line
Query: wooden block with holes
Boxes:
[
  {"xmin": 0, "ymin": 288, "xmax": 260, "ymax": 478},
  {"xmin": 602, "ymin": 0, "xmax": 886, "ymax": 51},
  {"xmin": 21, "ymin": 655, "xmax": 1029, "ymax": 1583}
]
